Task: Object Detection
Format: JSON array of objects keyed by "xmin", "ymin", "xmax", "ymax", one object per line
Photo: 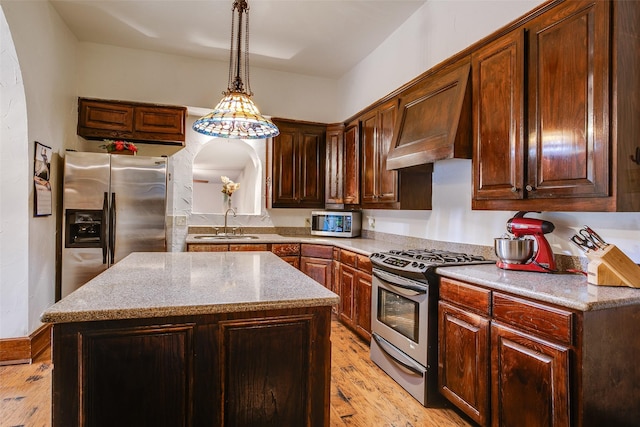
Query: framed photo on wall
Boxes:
[{"xmin": 34, "ymin": 141, "xmax": 52, "ymax": 216}]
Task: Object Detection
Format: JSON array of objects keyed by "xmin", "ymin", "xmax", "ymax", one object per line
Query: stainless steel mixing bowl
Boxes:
[{"xmin": 494, "ymin": 237, "xmax": 534, "ymax": 264}]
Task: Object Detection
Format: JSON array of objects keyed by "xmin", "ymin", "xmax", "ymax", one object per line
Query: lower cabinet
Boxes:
[
  {"xmin": 335, "ymin": 250, "xmax": 372, "ymax": 341},
  {"xmin": 438, "ymin": 300, "xmax": 490, "ymax": 426},
  {"xmin": 51, "ymin": 307, "xmax": 332, "ymax": 427},
  {"xmin": 491, "ymin": 322, "xmax": 570, "ymax": 427},
  {"xmin": 439, "ymin": 277, "xmax": 572, "ymax": 427},
  {"xmin": 300, "ymin": 244, "xmax": 333, "ymax": 289},
  {"xmin": 187, "ymin": 242, "xmax": 300, "ymax": 268}
]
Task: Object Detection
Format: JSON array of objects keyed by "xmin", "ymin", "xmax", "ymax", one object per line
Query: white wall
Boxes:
[
  {"xmin": 75, "ymin": 42, "xmax": 340, "ymax": 123},
  {"xmin": 0, "ymin": 6, "xmax": 29, "ymax": 338},
  {"xmin": 0, "ymin": 0, "xmax": 77, "ymax": 338}
]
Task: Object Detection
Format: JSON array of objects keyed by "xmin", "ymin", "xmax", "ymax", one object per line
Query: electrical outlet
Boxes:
[
  {"xmin": 304, "ymin": 218, "xmax": 311, "ymax": 227},
  {"xmin": 175, "ymin": 215, "xmax": 187, "ymax": 226},
  {"xmin": 368, "ymin": 216, "xmax": 375, "ymax": 229}
]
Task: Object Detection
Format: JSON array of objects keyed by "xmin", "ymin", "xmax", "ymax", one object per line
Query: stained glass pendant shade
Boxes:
[{"xmin": 193, "ymin": 0, "xmax": 279, "ymax": 139}]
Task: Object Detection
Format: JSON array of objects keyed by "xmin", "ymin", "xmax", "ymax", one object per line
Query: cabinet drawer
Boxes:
[
  {"xmin": 301, "ymin": 244, "xmax": 333, "ymax": 259},
  {"xmin": 440, "ymin": 278, "xmax": 491, "ymax": 316},
  {"xmin": 187, "ymin": 244, "xmax": 228, "ymax": 252},
  {"xmin": 492, "ymin": 293, "xmax": 573, "ymax": 345},
  {"xmin": 356, "ymin": 254, "xmax": 372, "ymax": 273},
  {"xmin": 340, "ymin": 250, "xmax": 357, "ymax": 267},
  {"xmin": 229, "ymin": 244, "xmax": 269, "ymax": 252},
  {"xmin": 272, "ymin": 243, "xmax": 301, "ymax": 257}
]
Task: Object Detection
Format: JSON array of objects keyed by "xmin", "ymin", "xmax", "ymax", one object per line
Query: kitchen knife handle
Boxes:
[{"xmin": 102, "ymin": 192, "xmax": 108, "ymax": 264}]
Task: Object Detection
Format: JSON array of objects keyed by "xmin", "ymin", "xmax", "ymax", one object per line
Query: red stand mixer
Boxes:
[{"xmin": 495, "ymin": 211, "xmax": 557, "ymax": 272}]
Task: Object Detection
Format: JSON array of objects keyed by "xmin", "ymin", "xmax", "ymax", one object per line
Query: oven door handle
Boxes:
[
  {"xmin": 373, "ymin": 269, "xmax": 427, "ymax": 296},
  {"xmin": 372, "ymin": 333, "xmax": 424, "ymax": 376}
]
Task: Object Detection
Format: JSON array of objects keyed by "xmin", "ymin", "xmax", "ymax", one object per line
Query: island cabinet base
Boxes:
[{"xmin": 51, "ymin": 306, "xmax": 332, "ymax": 427}]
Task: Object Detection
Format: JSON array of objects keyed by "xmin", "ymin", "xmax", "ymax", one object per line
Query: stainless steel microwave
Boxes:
[{"xmin": 310, "ymin": 211, "xmax": 361, "ymax": 238}]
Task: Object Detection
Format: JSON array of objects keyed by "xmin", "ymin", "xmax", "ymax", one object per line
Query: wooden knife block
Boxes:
[{"xmin": 586, "ymin": 245, "xmax": 640, "ymax": 288}]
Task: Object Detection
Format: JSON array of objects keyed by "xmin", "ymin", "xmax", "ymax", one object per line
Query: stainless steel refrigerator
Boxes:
[{"xmin": 60, "ymin": 151, "xmax": 167, "ymax": 298}]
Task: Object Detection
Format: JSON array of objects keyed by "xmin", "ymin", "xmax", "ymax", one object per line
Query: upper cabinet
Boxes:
[
  {"xmin": 343, "ymin": 120, "xmax": 361, "ymax": 206},
  {"xmin": 325, "ymin": 124, "xmax": 345, "ymax": 207},
  {"xmin": 270, "ymin": 118, "xmax": 326, "ymax": 208},
  {"xmin": 472, "ymin": 0, "xmax": 640, "ymax": 211},
  {"xmin": 361, "ymin": 99, "xmax": 399, "ymax": 208},
  {"xmin": 77, "ymin": 98, "xmax": 187, "ymax": 145}
]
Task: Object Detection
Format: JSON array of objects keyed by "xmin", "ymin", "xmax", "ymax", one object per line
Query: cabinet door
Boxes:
[
  {"xmin": 272, "ymin": 126, "xmax": 298, "ymax": 206},
  {"xmin": 300, "ymin": 256, "xmax": 333, "ymax": 289},
  {"xmin": 472, "ymin": 29, "xmax": 525, "ymax": 201},
  {"xmin": 376, "ymin": 101, "xmax": 398, "ymax": 204},
  {"xmin": 299, "ymin": 128, "xmax": 325, "ymax": 206},
  {"xmin": 354, "ymin": 270, "xmax": 372, "ymax": 340},
  {"xmin": 361, "ymin": 100, "xmax": 398, "ymax": 208},
  {"xmin": 325, "ymin": 124, "xmax": 344, "ymax": 205},
  {"xmin": 438, "ymin": 301, "xmax": 490, "ymax": 426},
  {"xmin": 526, "ymin": 0, "xmax": 609, "ymax": 199},
  {"xmin": 78, "ymin": 99, "xmax": 134, "ymax": 136},
  {"xmin": 491, "ymin": 322, "xmax": 570, "ymax": 427},
  {"xmin": 361, "ymin": 109, "xmax": 378, "ymax": 205},
  {"xmin": 338, "ymin": 264, "xmax": 356, "ymax": 327},
  {"xmin": 134, "ymin": 106, "xmax": 186, "ymax": 142},
  {"xmin": 343, "ymin": 121, "xmax": 360, "ymax": 205},
  {"xmin": 271, "ymin": 121, "xmax": 326, "ymax": 208}
]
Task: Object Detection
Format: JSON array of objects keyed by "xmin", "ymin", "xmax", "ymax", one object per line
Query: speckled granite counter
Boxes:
[
  {"xmin": 436, "ymin": 264, "xmax": 640, "ymax": 312},
  {"xmin": 41, "ymin": 251, "xmax": 339, "ymax": 324},
  {"xmin": 185, "ymin": 233, "xmax": 394, "ymax": 256},
  {"xmin": 184, "ymin": 233, "xmax": 640, "ymax": 313}
]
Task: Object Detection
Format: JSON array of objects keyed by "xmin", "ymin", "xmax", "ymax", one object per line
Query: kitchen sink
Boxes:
[{"xmin": 193, "ymin": 234, "xmax": 259, "ymax": 240}]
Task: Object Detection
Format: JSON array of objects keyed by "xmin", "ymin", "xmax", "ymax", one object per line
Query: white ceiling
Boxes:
[{"xmin": 50, "ymin": 0, "xmax": 427, "ymax": 79}]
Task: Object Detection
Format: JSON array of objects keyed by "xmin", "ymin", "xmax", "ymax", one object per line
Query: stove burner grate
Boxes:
[{"xmin": 387, "ymin": 249, "xmax": 488, "ymax": 264}]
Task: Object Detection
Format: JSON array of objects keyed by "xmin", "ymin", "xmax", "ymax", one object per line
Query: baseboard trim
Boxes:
[{"xmin": 0, "ymin": 323, "xmax": 52, "ymax": 365}]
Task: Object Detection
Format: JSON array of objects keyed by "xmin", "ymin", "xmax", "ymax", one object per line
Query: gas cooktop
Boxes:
[{"xmin": 370, "ymin": 249, "xmax": 494, "ymax": 280}]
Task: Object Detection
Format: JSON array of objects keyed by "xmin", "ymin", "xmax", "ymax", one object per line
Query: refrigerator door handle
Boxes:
[
  {"xmin": 109, "ymin": 192, "xmax": 116, "ymax": 264},
  {"xmin": 101, "ymin": 192, "xmax": 108, "ymax": 264}
]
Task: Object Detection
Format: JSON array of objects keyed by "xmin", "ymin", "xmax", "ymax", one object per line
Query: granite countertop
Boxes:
[
  {"xmin": 436, "ymin": 264, "xmax": 640, "ymax": 312},
  {"xmin": 185, "ymin": 233, "xmax": 394, "ymax": 256},
  {"xmin": 186, "ymin": 233, "xmax": 640, "ymax": 312},
  {"xmin": 41, "ymin": 251, "xmax": 339, "ymax": 324}
]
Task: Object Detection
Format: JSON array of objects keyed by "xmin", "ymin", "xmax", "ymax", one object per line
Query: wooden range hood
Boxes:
[{"xmin": 387, "ymin": 60, "xmax": 472, "ymax": 170}]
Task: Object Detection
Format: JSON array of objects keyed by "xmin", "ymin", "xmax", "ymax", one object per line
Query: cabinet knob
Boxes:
[
  {"xmin": 525, "ymin": 185, "xmax": 535, "ymax": 192},
  {"xmin": 511, "ymin": 186, "xmax": 519, "ymax": 193}
]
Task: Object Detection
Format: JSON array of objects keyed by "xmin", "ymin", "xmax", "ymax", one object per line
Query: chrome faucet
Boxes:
[{"xmin": 224, "ymin": 207, "xmax": 236, "ymax": 235}]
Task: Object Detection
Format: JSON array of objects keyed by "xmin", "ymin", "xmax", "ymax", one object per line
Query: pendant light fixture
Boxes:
[{"xmin": 193, "ymin": 0, "xmax": 279, "ymax": 139}]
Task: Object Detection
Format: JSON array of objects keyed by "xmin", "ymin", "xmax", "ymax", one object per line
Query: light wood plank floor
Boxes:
[{"xmin": 0, "ymin": 318, "xmax": 472, "ymax": 427}]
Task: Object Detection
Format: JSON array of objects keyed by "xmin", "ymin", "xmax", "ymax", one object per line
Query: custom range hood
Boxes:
[{"xmin": 387, "ymin": 60, "xmax": 472, "ymax": 170}]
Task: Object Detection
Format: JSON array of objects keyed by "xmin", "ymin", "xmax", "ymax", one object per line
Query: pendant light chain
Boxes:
[
  {"xmin": 244, "ymin": 9, "xmax": 252, "ymax": 96},
  {"xmin": 192, "ymin": 0, "xmax": 279, "ymax": 139}
]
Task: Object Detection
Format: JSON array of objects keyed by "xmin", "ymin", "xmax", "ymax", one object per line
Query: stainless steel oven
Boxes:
[
  {"xmin": 369, "ymin": 249, "xmax": 493, "ymax": 406},
  {"xmin": 370, "ymin": 268, "xmax": 436, "ymax": 406}
]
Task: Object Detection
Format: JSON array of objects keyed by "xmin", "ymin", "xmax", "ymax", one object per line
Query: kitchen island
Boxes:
[{"xmin": 41, "ymin": 251, "xmax": 339, "ymax": 427}]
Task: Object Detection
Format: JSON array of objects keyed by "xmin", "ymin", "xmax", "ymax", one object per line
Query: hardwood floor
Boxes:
[{"xmin": 0, "ymin": 319, "xmax": 472, "ymax": 427}]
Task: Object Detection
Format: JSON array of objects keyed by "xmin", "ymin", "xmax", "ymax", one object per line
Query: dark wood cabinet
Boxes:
[
  {"xmin": 270, "ymin": 119, "xmax": 326, "ymax": 208},
  {"xmin": 300, "ymin": 244, "xmax": 334, "ymax": 289},
  {"xmin": 77, "ymin": 98, "xmax": 186, "ymax": 144},
  {"xmin": 335, "ymin": 250, "xmax": 371, "ymax": 341},
  {"xmin": 337, "ymin": 263, "xmax": 356, "ymax": 329},
  {"xmin": 438, "ymin": 278, "xmax": 492, "ymax": 426},
  {"xmin": 361, "ymin": 99, "xmax": 398, "ymax": 208},
  {"xmin": 271, "ymin": 243, "xmax": 301, "ymax": 269},
  {"xmin": 52, "ymin": 307, "xmax": 332, "ymax": 427},
  {"xmin": 325, "ymin": 121, "xmax": 361, "ymax": 208},
  {"xmin": 472, "ymin": 0, "xmax": 640, "ymax": 211},
  {"xmin": 353, "ymin": 254, "xmax": 372, "ymax": 341},
  {"xmin": 343, "ymin": 120, "xmax": 360, "ymax": 205},
  {"xmin": 491, "ymin": 322, "xmax": 570, "ymax": 427},
  {"xmin": 438, "ymin": 277, "xmax": 572, "ymax": 427},
  {"xmin": 325, "ymin": 124, "xmax": 345, "ymax": 206}
]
